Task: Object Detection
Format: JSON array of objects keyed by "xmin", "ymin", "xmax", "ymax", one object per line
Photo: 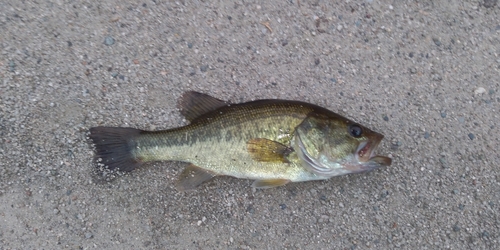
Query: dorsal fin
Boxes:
[{"xmin": 178, "ymin": 91, "xmax": 228, "ymax": 122}]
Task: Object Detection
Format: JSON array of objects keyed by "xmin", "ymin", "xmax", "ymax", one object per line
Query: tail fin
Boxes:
[{"xmin": 88, "ymin": 127, "xmax": 144, "ymax": 172}]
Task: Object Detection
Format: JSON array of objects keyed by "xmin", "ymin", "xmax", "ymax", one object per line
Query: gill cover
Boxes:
[{"xmin": 293, "ymin": 113, "xmax": 389, "ymax": 177}]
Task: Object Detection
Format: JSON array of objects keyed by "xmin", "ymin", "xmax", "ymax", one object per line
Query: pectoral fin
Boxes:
[
  {"xmin": 247, "ymin": 138, "xmax": 293, "ymax": 163},
  {"xmin": 252, "ymin": 179, "xmax": 290, "ymax": 189},
  {"xmin": 178, "ymin": 91, "xmax": 228, "ymax": 122},
  {"xmin": 176, "ymin": 164, "xmax": 217, "ymax": 191}
]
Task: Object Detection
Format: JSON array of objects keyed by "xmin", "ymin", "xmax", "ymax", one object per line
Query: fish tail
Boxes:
[{"xmin": 89, "ymin": 127, "xmax": 144, "ymax": 172}]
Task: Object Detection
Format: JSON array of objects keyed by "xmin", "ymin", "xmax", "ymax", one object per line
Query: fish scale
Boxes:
[{"xmin": 134, "ymin": 101, "xmax": 310, "ymax": 180}]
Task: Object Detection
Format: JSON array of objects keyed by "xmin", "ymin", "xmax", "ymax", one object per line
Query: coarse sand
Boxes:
[{"xmin": 1, "ymin": 1, "xmax": 499, "ymax": 249}]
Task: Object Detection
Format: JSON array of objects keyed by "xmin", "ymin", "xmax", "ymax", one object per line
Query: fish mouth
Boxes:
[
  {"xmin": 356, "ymin": 140, "xmax": 378, "ymax": 162},
  {"xmin": 356, "ymin": 136, "xmax": 391, "ymax": 167}
]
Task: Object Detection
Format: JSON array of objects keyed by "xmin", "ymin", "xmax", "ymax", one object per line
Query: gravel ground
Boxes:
[{"xmin": 1, "ymin": 0, "xmax": 499, "ymax": 249}]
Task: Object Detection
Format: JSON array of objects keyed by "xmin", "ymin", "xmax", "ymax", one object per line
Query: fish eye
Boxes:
[{"xmin": 348, "ymin": 124, "xmax": 363, "ymax": 138}]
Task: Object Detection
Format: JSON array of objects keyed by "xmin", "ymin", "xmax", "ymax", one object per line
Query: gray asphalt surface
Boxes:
[{"xmin": 1, "ymin": 0, "xmax": 499, "ymax": 249}]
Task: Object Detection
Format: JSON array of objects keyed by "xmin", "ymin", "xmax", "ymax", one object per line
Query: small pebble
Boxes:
[
  {"xmin": 424, "ymin": 132, "xmax": 430, "ymax": 139},
  {"xmin": 453, "ymin": 225, "xmax": 460, "ymax": 232},
  {"xmin": 383, "ymin": 115, "xmax": 389, "ymax": 121},
  {"xmin": 85, "ymin": 232, "xmax": 93, "ymax": 239},
  {"xmin": 279, "ymin": 204, "xmax": 287, "ymax": 210},
  {"xmin": 433, "ymin": 38, "xmax": 441, "ymax": 46},
  {"xmin": 440, "ymin": 112, "xmax": 447, "ymax": 118},
  {"xmin": 9, "ymin": 61, "xmax": 16, "ymax": 72},
  {"xmin": 200, "ymin": 65, "xmax": 209, "ymax": 72},
  {"xmin": 432, "ymin": 74, "xmax": 442, "ymax": 81},
  {"xmin": 246, "ymin": 205, "xmax": 254, "ymax": 214},
  {"xmin": 439, "ymin": 157, "xmax": 447, "ymax": 166},
  {"xmin": 474, "ymin": 87, "xmax": 486, "ymax": 95},
  {"xmin": 380, "ymin": 190, "xmax": 389, "ymax": 199},
  {"xmin": 468, "ymin": 133, "xmax": 475, "ymax": 140},
  {"xmin": 390, "ymin": 140, "xmax": 402, "ymax": 150},
  {"xmin": 104, "ymin": 36, "xmax": 115, "ymax": 46}
]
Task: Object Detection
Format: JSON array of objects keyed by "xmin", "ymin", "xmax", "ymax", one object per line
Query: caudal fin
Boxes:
[{"xmin": 88, "ymin": 127, "xmax": 143, "ymax": 172}]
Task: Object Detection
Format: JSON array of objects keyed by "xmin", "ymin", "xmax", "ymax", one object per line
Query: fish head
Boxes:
[{"xmin": 293, "ymin": 113, "xmax": 391, "ymax": 177}]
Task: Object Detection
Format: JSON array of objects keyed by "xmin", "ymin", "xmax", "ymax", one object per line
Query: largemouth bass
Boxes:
[{"xmin": 89, "ymin": 91, "xmax": 391, "ymax": 190}]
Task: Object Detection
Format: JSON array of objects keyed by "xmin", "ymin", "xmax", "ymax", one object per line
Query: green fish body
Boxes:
[{"xmin": 89, "ymin": 92, "xmax": 391, "ymax": 190}]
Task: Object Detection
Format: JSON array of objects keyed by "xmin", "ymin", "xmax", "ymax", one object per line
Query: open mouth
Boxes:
[
  {"xmin": 356, "ymin": 140, "xmax": 380, "ymax": 162},
  {"xmin": 356, "ymin": 139, "xmax": 392, "ymax": 167}
]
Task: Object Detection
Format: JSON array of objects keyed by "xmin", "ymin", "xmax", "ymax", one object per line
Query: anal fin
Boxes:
[
  {"xmin": 176, "ymin": 164, "xmax": 217, "ymax": 191},
  {"xmin": 252, "ymin": 179, "xmax": 290, "ymax": 189},
  {"xmin": 247, "ymin": 138, "xmax": 293, "ymax": 163}
]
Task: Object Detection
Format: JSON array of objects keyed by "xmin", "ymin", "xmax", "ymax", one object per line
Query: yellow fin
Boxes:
[
  {"xmin": 252, "ymin": 179, "xmax": 290, "ymax": 189},
  {"xmin": 176, "ymin": 164, "xmax": 217, "ymax": 191},
  {"xmin": 247, "ymin": 138, "xmax": 292, "ymax": 163},
  {"xmin": 178, "ymin": 91, "xmax": 228, "ymax": 122}
]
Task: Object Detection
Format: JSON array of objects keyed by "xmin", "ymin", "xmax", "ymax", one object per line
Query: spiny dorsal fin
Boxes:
[
  {"xmin": 247, "ymin": 138, "xmax": 293, "ymax": 163},
  {"xmin": 178, "ymin": 91, "xmax": 228, "ymax": 122},
  {"xmin": 252, "ymin": 179, "xmax": 290, "ymax": 189},
  {"xmin": 176, "ymin": 164, "xmax": 217, "ymax": 191}
]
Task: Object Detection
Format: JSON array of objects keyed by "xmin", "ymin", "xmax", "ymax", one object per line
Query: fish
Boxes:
[{"xmin": 89, "ymin": 91, "xmax": 391, "ymax": 190}]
